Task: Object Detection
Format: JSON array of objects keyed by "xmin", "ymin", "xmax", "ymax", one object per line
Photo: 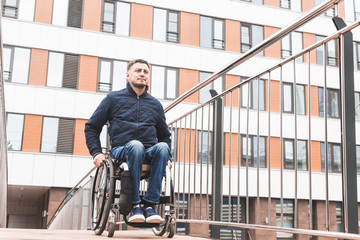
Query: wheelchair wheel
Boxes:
[
  {"xmin": 152, "ymin": 204, "xmax": 166, "ymax": 236},
  {"xmin": 93, "ymin": 159, "xmax": 116, "ymax": 235},
  {"xmin": 91, "ymin": 165, "xmax": 107, "ymax": 231},
  {"xmin": 107, "ymin": 222, "xmax": 115, "ymax": 237},
  {"xmin": 167, "ymin": 223, "xmax": 175, "ymax": 238}
]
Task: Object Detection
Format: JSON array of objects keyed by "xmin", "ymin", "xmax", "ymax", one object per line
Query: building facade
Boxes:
[{"xmin": 2, "ymin": 0, "xmax": 360, "ymax": 237}]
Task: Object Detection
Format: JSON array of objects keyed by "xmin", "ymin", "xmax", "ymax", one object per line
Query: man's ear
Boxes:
[{"xmin": 126, "ymin": 72, "xmax": 129, "ymax": 79}]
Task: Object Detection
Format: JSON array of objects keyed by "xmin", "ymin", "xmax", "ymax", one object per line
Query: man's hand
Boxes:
[{"xmin": 93, "ymin": 153, "xmax": 106, "ymax": 168}]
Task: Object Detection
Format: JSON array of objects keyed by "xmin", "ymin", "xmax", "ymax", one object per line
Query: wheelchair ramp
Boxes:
[{"xmin": 0, "ymin": 228, "xmax": 209, "ymax": 240}]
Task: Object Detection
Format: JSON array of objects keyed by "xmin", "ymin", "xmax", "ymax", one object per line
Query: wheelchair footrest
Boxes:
[{"xmin": 123, "ymin": 217, "xmax": 162, "ymax": 228}]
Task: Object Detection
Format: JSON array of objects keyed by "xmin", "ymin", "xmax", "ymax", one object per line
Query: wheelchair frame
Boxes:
[{"xmin": 90, "ymin": 155, "xmax": 176, "ymax": 238}]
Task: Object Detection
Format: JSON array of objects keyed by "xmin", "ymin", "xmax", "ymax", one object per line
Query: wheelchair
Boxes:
[{"xmin": 90, "ymin": 153, "xmax": 176, "ymax": 238}]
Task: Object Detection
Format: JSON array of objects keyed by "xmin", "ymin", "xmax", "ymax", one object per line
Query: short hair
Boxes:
[{"xmin": 127, "ymin": 59, "xmax": 150, "ymax": 71}]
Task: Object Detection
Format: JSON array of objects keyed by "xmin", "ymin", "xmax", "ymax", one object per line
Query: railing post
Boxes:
[
  {"xmin": 332, "ymin": 17, "xmax": 358, "ymax": 234},
  {"xmin": 210, "ymin": 90, "xmax": 223, "ymax": 239}
]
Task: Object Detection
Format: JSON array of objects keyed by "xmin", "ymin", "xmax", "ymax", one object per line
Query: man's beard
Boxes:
[{"xmin": 132, "ymin": 82, "xmax": 146, "ymax": 89}]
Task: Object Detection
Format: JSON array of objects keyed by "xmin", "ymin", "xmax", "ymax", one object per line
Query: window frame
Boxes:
[
  {"xmin": 240, "ymin": 77, "xmax": 266, "ymax": 110},
  {"xmin": 198, "ymin": 72, "xmax": 224, "ymax": 104},
  {"xmin": 6, "ymin": 112, "xmax": 25, "ymax": 151},
  {"xmin": 2, "ymin": 0, "xmax": 19, "ymax": 18},
  {"xmin": 318, "ymin": 87, "xmax": 340, "ymax": 119},
  {"xmin": 102, "ymin": 0, "xmax": 116, "ymax": 33},
  {"xmin": 355, "ymin": 92, "xmax": 360, "ymax": 121},
  {"xmin": 280, "ymin": 0, "xmax": 291, "ymax": 9},
  {"xmin": 3, "ymin": 45, "xmax": 31, "ymax": 84},
  {"xmin": 316, "ymin": 35, "xmax": 338, "ymax": 66},
  {"xmin": 200, "ymin": 15, "xmax": 225, "ymax": 50},
  {"xmin": 166, "ymin": 10, "xmax": 180, "ymax": 43},
  {"xmin": 3, "ymin": 46, "xmax": 15, "ymax": 82},
  {"xmin": 282, "ymin": 82, "xmax": 294, "ymax": 114},
  {"xmin": 197, "ymin": 130, "xmax": 213, "ymax": 164},
  {"xmin": 241, "ymin": 134, "xmax": 267, "ymax": 168},
  {"xmin": 321, "ymin": 142, "xmax": 342, "ymax": 173},
  {"xmin": 98, "ymin": 58, "xmax": 114, "ymax": 92},
  {"xmin": 276, "ymin": 199, "xmax": 294, "ymax": 239},
  {"xmin": 355, "ymin": 42, "xmax": 360, "ymax": 70},
  {"xmin": 150, "ymin": 65, "xmax": 179, "ymax": 100},
  {"xmin": 240, "ymin": 23, "xmax": 252, "ymax": 53}
]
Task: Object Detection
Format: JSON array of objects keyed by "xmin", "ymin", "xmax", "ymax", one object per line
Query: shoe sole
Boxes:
[
  {"xmin": 129, "ymin": 216, "xmax": 145, "ymax": 223},
  {"xmin": 145, "ymin": 216, "xmax": 163, "ymax": 223}
]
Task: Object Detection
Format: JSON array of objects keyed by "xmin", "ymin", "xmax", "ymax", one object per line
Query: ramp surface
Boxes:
[{"xmin": 0, "ymin": 228, "xmax": 208, "ymax": 240}]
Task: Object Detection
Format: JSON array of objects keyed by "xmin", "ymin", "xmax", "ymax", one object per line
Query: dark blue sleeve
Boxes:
[
  {"xmin": 84, "ymin": 94, "xmax": 112, "ymax": 157},
  {"xmin": 156, "ymin": 104, "xmax": 172, "ymax": 152}
]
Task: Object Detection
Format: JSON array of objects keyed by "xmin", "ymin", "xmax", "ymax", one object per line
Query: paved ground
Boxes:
[{"xmin": 0, "ymin": 228, "xmax": 208, "ymax": 240}]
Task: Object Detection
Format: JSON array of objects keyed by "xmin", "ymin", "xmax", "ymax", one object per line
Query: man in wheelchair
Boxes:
[{"xmin": 85, "ymin": 59, "xmax": 171, "ymax": 224}]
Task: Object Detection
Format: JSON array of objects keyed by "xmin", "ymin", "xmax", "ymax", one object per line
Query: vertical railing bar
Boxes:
[
  {"xmin": 177, "ymin": 119, "xmax": 182, "ymax": 219},
  {"xmin": 193, "ymin": 110, "xmax": 198, "ymax": 219},
  {"xmin": 200, "ymin": 106, "xmax": 204, "ymax": 220},
  {"xmin": 307, "ymin": 51, "xmax": 313, "ymax": 230},
  {"xmin": 207, "ymin": 103, "xmax": 211, "ymax": 221},
  {"xmin": 246, "ymin": 80, "xmax": 251, "ymax": 224},
  {"xmin": 229, "ymin": 91, "xmax": 233, "ymax": 223},
  {"xmin": 182, "ymin": 116, "xmax": 187, "ymax": 218},
  {"xmin": 267, "ymin": 71, "xmax": 272, "ymax": 226},
  {"xmin": 293, "ymin": 59, "xmax": 298, "ymax": 229},
  {"xmin": 323, "ymin": 43, "xmax": 330, "ymax": 231},
  {"xmin": 256, "ymin": 77, "xmax": 260, "ymax": 225},
  {"xmin": 220, "ymin": 96, "xmax": 225, "ymax": 222},
  {"xmin": 339, "ymin": 33, "xmax": 349, "ymax": 233},
  {"xmin": 237, "ymin": 86, "xmax": 241, "ymax": 224},
  {"xmin": 188, "ymin": 113, "xmax": 192, "ymax": 219},
  {"xmin": 280, "ymin": 65, "xmax": 284, "ymax": 227}
]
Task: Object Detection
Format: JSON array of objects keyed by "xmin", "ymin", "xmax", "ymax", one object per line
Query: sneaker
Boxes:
[
  {"xmin": 128, "ymin": 207, "xmax": 145, "ymax": 223},
  {"xmin": 144, "ymin": 207, "xmax": 163, "ymax": 223}
]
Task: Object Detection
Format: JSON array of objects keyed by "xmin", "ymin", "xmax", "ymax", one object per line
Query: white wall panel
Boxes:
[{"xmin": 32, "ymin": 154, "xmax": 55, "ymax": 186}]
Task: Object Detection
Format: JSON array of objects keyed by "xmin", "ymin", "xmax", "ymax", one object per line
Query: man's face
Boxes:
[{"xmin": 126, "ymin": 62, "xmax": 150, "ymax": 89}]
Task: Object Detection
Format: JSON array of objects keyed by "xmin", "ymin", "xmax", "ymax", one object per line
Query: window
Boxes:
[
  {"xmin": 3, "ymin": 46, "xmax": 31, "ymax": 84},
  {"xmin": 315, "ymin": 0, "xmax": 335, "ymax": 17},
  {"xmin": 98, "ymin": 59, "xmax": 127, "ymax": 92},
  {"xmin": 316, "ymin": 35, "xmax": 338, "ymax": 66},
  {"xmin": 281, "ymin": 32, "xmax": 303, "ymax": 61},
  {"xmin": 198, "ymin": 131, "xmax": 212, "ymax": 163},
  {"xmin": 151, "ymin": 66, "xmax": 178, "ymax": 100},
  {"xmin": 282, "ymin": 83, "xmax": 305, "ymax": 114},
  {"xmin": 47, "ymin": 52, "xmax": 79, "ymax": 89},
  {"xmin": 318, "ymin": 87, "xmax": 340, "ymax": 118},
  {"xmin": 276, "ymin": 199, "xmax": 294, "ymax": 239},
  {"xmin": 6, "ymin": 113, "xmax": 24, "ymax": 151},
  {"xmin": 199, "ymin": 72, "xmax": 223, "ymax": 104},
  {"xmin": 357, "ymin": 145, "xmax": 360, "ymax": 173},
  {"xmin": 99, "ymin": 124, "xmax": 109, "ymax": 152},
  {"xmin": 153, "ymin": 8, "xmax": 179, "ymax": 43},
  {"xmin": 101, "ymin": 1, "xmax": 130, "ymax": 35},
  {"xmin": 240, "ymin": 23, "xmax": 264, "ymax": 55},
  {"xmin": 355, "ymin": 92, "xmax": 360, "ymax": 120},
  {"xmin": 336, "ymin": 202, "xmax": 342, "ymax": 232},
  {"xmin": 240, "ymin": 0, "xmax": 263, "ymax": 4},
  {"xmin": 240, "ymin": 77, "xmax": 265, "ymax": 110},
  {"xmin": 2, "ymin": 0, "xmax": 18, "ymax": 18},
  {"xmin": 354, "ymin": 42, "xmax": 360, "ymax": 70},
  {"xmin": 241, "ymin": 135, "xmax": 266, "ymax": 167},
  {"xmin": 355, "ymin": 0, "xmax": 360, "ymax": 21},
  {"xmin": 321, "ymin": 142, "xmax": 342, "ymax": 173},
  {"xmin": 283, "ymin": 139, "xmax": 307, "ymax": 170},
  {"xmin": 41, "ymin": 117, "xmax": 75, "ymax": 154},
  {"xmin": 52, "ymin": 0, "xmax": 82, "ymax": 28},
  {"xmin": 280, "ymin": 0, "xmax": 301, "ymax": 11},
  {"xmin": 200, "ymin": 16, "xmax": 225, "ymax": 50}
]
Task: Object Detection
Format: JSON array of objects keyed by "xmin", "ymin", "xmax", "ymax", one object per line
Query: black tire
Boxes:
[
  {"xmin": 91, "ymin": 166, "xmax": 107, "ymax": 231},
  {"xmin": 167, "ymin": 223, "xmax": 175, "ymax": 238},
  {"xmin": 107, "ymin": 222, "xmax": 115, "ymax": 238},
  {"xmin": 95, "ymin": 159, "xmax": 116, "ymax": 235}
]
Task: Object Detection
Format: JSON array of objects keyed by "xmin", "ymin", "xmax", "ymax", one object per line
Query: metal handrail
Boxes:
[
  {"xmin": 167, "ymin": 19, "xmax": 360, "ymax": 126},
  {"xmin": 164, "ymin": 0, "xmax": 342, "ymax": 113},
  {"xmin": 46, "ymin": 166, "xmax": 96, "ymax": 229},
  {"xmin": 176, "ymin": 219, "xmax": 360, "ymax": 239}
]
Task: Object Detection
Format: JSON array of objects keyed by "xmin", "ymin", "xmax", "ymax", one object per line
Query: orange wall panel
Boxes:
[
  {"xmin": 311, "ymin": 141, "xmax": 322, "ymax": 172},
  {"xmin": 270, "ymin": 80, "xmax": 280, "ymax": 112},
  {"xmin": 180, "ymin": 12, "xmax": 200, "ymax": 47},
  {"xmin": 338, "ymin": 2, "xmax": 345, "ymax": 19},
  {"xmin": 303, "ymin": 33, "xmax": 316, "ymax": 64},
  {"xmin": 177, "ymin": 129, "xmax": 197, "ymax": 164},
  {"xmin": 225, "ymin": 20, "xmax": 240, "ymax": 53},
  {"xmin": 78, "ymin": 55, "xmax": 98, "ymax": 92},
  {"xmin": 225, "ymin": 75, "xmax": 241, "ymax": 107},
  {"xmin": 82, "ymin": 0, "xmax": 102, "ymax": 31},
  {"xmin": 28, "ymin": 49, "xmax": 48, "ymax": 86},
  {"xmin": 179, "ymin": 69, "xmax": 199, "ymax": 103},
  {"xmin": 22, "ymin": 115, "xmax": 42, "ymax": 152},
  {"xmin": 264, "ymin": 26, "xmax": 281, "ymax": 59},
  {"xmin": 73, "ymin": 119, "xmax": 89, "ymax": 156},
  {"xmin": 302, "ymin": 0, "xmax": 314, "ymax": 12},
  {"xmin": 310, "ymin": 86, "xmax": 319, "ymax": 117},
  {"xmin": 224, "ymin": 133, "xmax": 240, "ymax": 166},
  {"xmin": 264, "ymin": 79, "xmax": 269, "ymax": 111},
  {"xmin": 130, "ymin": 3, "xmax": 153, "ymax": 39},
  {"xmin": 270, "ymin": 137, "xmax": 281, "ymax": 169},
  {"xmin": 264, "ymin": 0, "xmax": 279, "ymax": 8},
  {"xmin": 34, "ymin": 0, "xmax": 53, "ymax": 24}
]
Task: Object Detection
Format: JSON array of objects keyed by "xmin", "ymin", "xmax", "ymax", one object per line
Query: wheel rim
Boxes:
[{"xmin": 92, "ymin": 166, "xmax": 108, "ymax": 230}]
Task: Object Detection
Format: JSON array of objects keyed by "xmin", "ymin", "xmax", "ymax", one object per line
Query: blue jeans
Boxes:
[{"xmin": 111, "ymin": 140, "xmax": 170, "ymax": 205}]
